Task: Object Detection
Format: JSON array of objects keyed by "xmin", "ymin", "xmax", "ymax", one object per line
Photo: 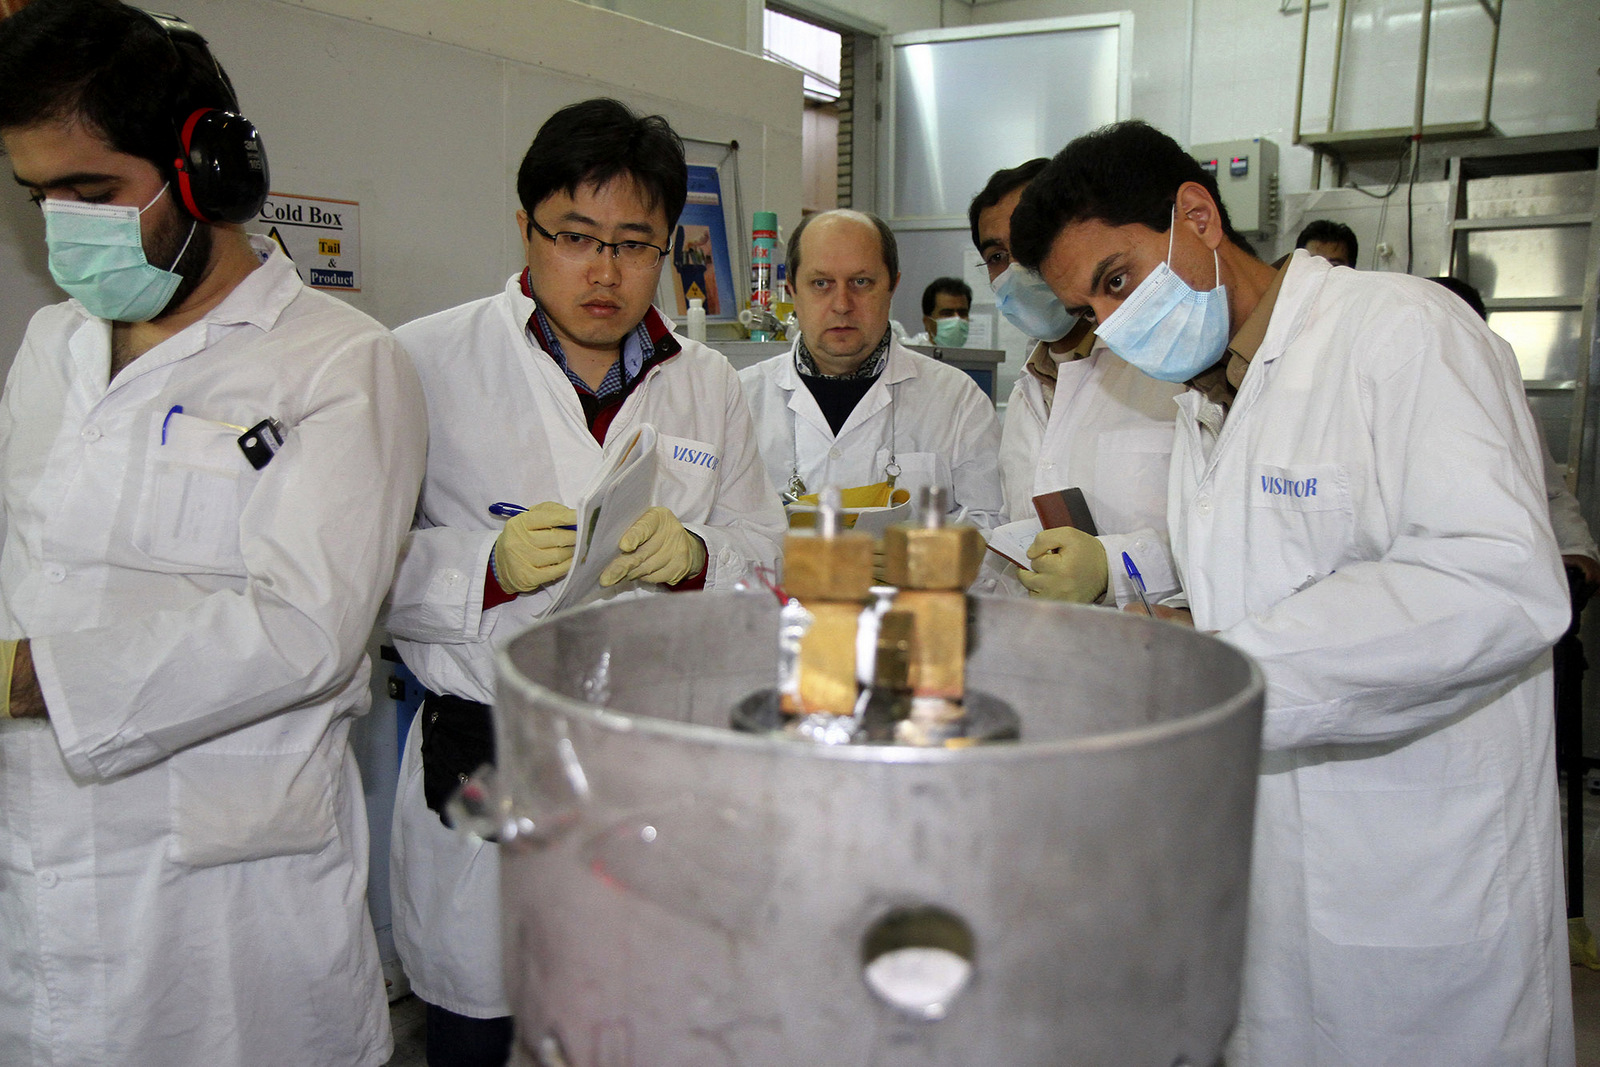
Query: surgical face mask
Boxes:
[
  {"xmin": 932, "ymin": 315, "xmax": 969, "ymax": 347},
  {"xmin": 991, "ymin": 264, "xmax": 1080, "ymax": 342},
  {"xmin": 1094, "ymin": 210, "xmax": 1230, "ymax": 384},
  {"xmin": 43, "ymin": 184, "xmax": 196, "ymax": 323}
]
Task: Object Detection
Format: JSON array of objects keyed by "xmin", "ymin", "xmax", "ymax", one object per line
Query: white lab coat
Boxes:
[
  {"xmin": 385, "ymin": 275, "xmax": 785, "ymax": 1017},
  {"xmin": 1169, "ymin": 251, "xmax": 1573, "ymax": 1065},
  {"xmin": 739, "ymin": 337, "xmax": 1003, "ymax": 529},
  {"xmin": 997, "ymin": 337, "xmax": 1184, "ymax": 605},
  {"xmin": 0, "ymin": 242, "xmax": 426, "ymax": 1067}
]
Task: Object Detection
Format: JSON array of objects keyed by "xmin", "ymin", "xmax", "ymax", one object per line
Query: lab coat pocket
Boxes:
[
  {"xmin": 168, "ymin": 747, "xmax": 338, "ymax": 868},
  {"xmin": 1301, "ymin": 778, "xmax": 1509, "ymax": 947},
  {"xmin": 1092, "ymin": 427, "xmax": 1174, "ymax": 532},
  {"xmin": 655, "ymin": 433, "xmax": 720, "ymax": 520},
  {"xmin": 134, "ymin": 412, "xmax": 255, "ymax": 573}
]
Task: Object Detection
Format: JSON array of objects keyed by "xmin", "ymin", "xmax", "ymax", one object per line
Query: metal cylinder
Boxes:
[{"xmin": 493, "ymin": 592, "xmax": 1264, "ymax": 1067}]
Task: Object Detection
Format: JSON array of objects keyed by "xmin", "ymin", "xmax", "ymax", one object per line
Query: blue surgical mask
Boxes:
[
  {"xmin": 991, "ymin": 264, "xmax": 1079, "ymax": 342},
  {"xmin": 1094, "ymin": 209, "xmax": 1231, "ymax": 383},
  {"xmin": 43, "ymin": 184, "xmax": 195, "ymax": 323},
  {"xmin": 933, "ymin": 315, "xmax": 970, "ymax": 347}
]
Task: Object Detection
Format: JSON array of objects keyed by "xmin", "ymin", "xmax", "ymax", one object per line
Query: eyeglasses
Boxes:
[{"xmin": 528, "ymin": 217, "xmax": 670, "ymax": 269}]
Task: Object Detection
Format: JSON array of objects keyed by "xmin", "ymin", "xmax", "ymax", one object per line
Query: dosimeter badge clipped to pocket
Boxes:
[{"xmin": 236, "ymin": 418, "xmax": 284, "ymax": 470}]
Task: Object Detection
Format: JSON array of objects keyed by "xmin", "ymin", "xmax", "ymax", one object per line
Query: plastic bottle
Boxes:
[
  {"xmin": 685, "ymin": 297, "xmax": 707, "ymax": 342},
  {"xmin": 773, "ymin": 262, "xmax": 792, "ymax": 340},
  {"xmin": 749, "ymin": 210, "xmax": 779, "ymax": 341}
]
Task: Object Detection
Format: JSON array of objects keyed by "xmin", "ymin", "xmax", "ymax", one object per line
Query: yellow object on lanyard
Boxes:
[
  {"xmin": 784, "ymin": 373, "xmax": 904, "ymax": 524},
  {"xmin": 787, "ymin": 482, "xmax": 912, "ymax": 528}
]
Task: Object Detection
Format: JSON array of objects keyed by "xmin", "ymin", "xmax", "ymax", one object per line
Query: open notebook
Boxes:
[{"xmin": 546, "ymin": 423, "xmax": 658, "ymax": 612}]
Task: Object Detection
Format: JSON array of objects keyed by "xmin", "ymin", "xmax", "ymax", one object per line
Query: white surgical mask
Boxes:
[
  {"xmin": 1094, "ymin": 208, "xmax": 1230, "ymax": 383},
  {"xmin": 43, "ymin": 183, "xmax": 195, "ymax": 323},
  {"xmin": 990, "ymin": 264, "xmax": 1079, "ymax": 342}
]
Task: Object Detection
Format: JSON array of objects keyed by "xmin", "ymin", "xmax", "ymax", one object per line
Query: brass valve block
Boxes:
[
  {"xmin": 783, "ymin": 529, "xmax": 874, "ymax": 716},
  {"xmin": 881, "ymin": 504, "xmax": 982, "ymax": 701}
]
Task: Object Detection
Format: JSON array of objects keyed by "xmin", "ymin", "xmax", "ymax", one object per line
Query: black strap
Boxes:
[{"xmin": 418, "ymin": 692, "xmax": 495, "ymax": 826}]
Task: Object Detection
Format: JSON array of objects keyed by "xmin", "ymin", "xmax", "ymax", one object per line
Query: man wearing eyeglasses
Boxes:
[{"xmin": 383, "ymin": 97, "xmax": 784, "ymax": 1067}]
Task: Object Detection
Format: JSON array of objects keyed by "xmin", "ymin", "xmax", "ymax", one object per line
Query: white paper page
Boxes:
[
  {"xmin": 985, "ymin": 516, "xmax": 1042, "ymax": 570},
  {"xmin": 848, "ymin": 499, "xmax": 914, "ymax": 536},
  {"xmin": 548, "ymin": 424, "xmax": 659, "ymax": 612}
]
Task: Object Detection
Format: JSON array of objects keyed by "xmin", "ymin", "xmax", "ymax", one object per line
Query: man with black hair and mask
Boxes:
[
  {"xmin": 1012, "ymin": 119, "xmax": 1572, "ymax": 1066},
  {"xmin": 0, "ymin": 1, "xmax": 426, "ymax": 1063},
  {"xmin": 971, "ymin": 159, "xmax": 1182, "ymax": 604},
  {"xmin": 905, "ymin": 276, "xmax": 972, "ymax": 347},
  {"xmin": 383, "ymin": 97, "xmax": 784, "ymax": 1066}
]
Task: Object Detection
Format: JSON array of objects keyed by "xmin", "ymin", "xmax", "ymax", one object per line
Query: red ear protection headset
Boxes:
[{"xmin": 145, "ymin": 11, "xmax": 270, "ymax": 225}]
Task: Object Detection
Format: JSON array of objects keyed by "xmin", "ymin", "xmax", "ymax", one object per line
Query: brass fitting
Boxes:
[
  {"xmin": 784, "ymin": 531, "xmax": 875, "ymax": 601},
  {"xmin": 894, "ymin": 589, "xmax": 968, "ymax": 699},
  {"xmin": 795, "ymin": 601, "xmax": 862, "ymax": 715},
  {"xmin": 879, "ymin": 487, "xmax": 977, "ymax": 705},
  {"xmin": 882, "ymin": 524, "xmax": 985, "ymax": 591},
  {"xmin": 783, "ymin": 487, "xmax": 876, "ymax": 718}
]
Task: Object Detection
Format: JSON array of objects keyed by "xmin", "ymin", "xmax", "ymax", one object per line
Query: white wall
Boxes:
[
  {"xmin": 957, "ymin": 0, "xmax": 1598, "ymax": 205},
  {"xmin": 576, "ymin": 0, "xmax": 967, "ymax": 49},
  {"xmin": 587, "ymin": 0, "xmax": 756, "ymax": 50},
  {"xmin": 781, "ymin": 0, "xmax": 949, "ymax": 35},
  {"xmin": 0, "ymin": 0, "xmax": 804, "ymax": 359}
]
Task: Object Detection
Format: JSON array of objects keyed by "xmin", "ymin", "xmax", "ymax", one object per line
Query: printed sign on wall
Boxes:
[
  {"xmin": 668, "ymin": 166, "xmax": 734, "ymax": 320},
  {"xmin": 247, "ymin": 193, "xmax": 361, "ymax": 292}
]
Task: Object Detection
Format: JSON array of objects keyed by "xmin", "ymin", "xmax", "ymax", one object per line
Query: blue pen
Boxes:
[
  {"xmin": 488, "ymin": 501, "xmax": 577, "ymax": 530},
  {"xmin": 1121, "ymin": 551, "xmax": 1154, "ymax": 616},
  {"xmin": 160, "ymin": 404, "xmax": 183, "ymax": 445}
]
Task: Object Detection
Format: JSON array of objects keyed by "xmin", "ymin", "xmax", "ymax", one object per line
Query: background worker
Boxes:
[
  {"xmin": 1294, "ymin": 217, "xmax": 1359, "ymax": 268},
  {"xmin": 740, "ymin": 209, "xmax": 1003, "ymax": 530},
  {"xmin": 906, "ymin": 275, "xmax": 972, "ymax": 347}
]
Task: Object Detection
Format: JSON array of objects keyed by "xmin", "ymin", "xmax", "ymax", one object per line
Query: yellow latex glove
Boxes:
[
  {"xmin": 1017, "ymin": 526, "xmax": 1109, "ymax": 602},
  {"xmin": 493, "ymin": 502, "xmax": 578, "ymax": 593},
  {"xmin": 600, "ymin": 506, "xmax": 707, "ymax": 587}
]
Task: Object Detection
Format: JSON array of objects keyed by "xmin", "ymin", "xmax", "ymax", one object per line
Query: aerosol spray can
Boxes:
[{"xmin": 749, "ymin": 210, "xmax": 779, "ymax": 341}]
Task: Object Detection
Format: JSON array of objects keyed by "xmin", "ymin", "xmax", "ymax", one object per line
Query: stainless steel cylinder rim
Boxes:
[{"xmin": 493, "ymin": 601, "xmax": 1263, "ymax": 764}]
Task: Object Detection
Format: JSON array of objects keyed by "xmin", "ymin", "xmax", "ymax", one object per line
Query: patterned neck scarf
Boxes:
[{"xmin": 795, "ymin": 326, "xmax": 892, "ymax": 380}]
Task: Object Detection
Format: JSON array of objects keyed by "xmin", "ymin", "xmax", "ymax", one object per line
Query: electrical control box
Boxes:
[{"xmin": 1191, "ymin": 137, "xmax": 1279, "ymax": 238}]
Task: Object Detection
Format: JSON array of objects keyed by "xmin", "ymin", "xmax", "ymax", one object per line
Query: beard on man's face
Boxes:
[{"xmin": 145, "ymin": 193, "xmax": 215, "ymax": 318}]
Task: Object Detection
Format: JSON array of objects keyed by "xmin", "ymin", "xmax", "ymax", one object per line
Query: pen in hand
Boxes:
[
  {"xmin": 1122, "ymin": 551, "xmax": 1153, "ymax": 616},
  {"xmin": 489, "ymin": 501, "xmax": 577, "ymax": 530}
]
